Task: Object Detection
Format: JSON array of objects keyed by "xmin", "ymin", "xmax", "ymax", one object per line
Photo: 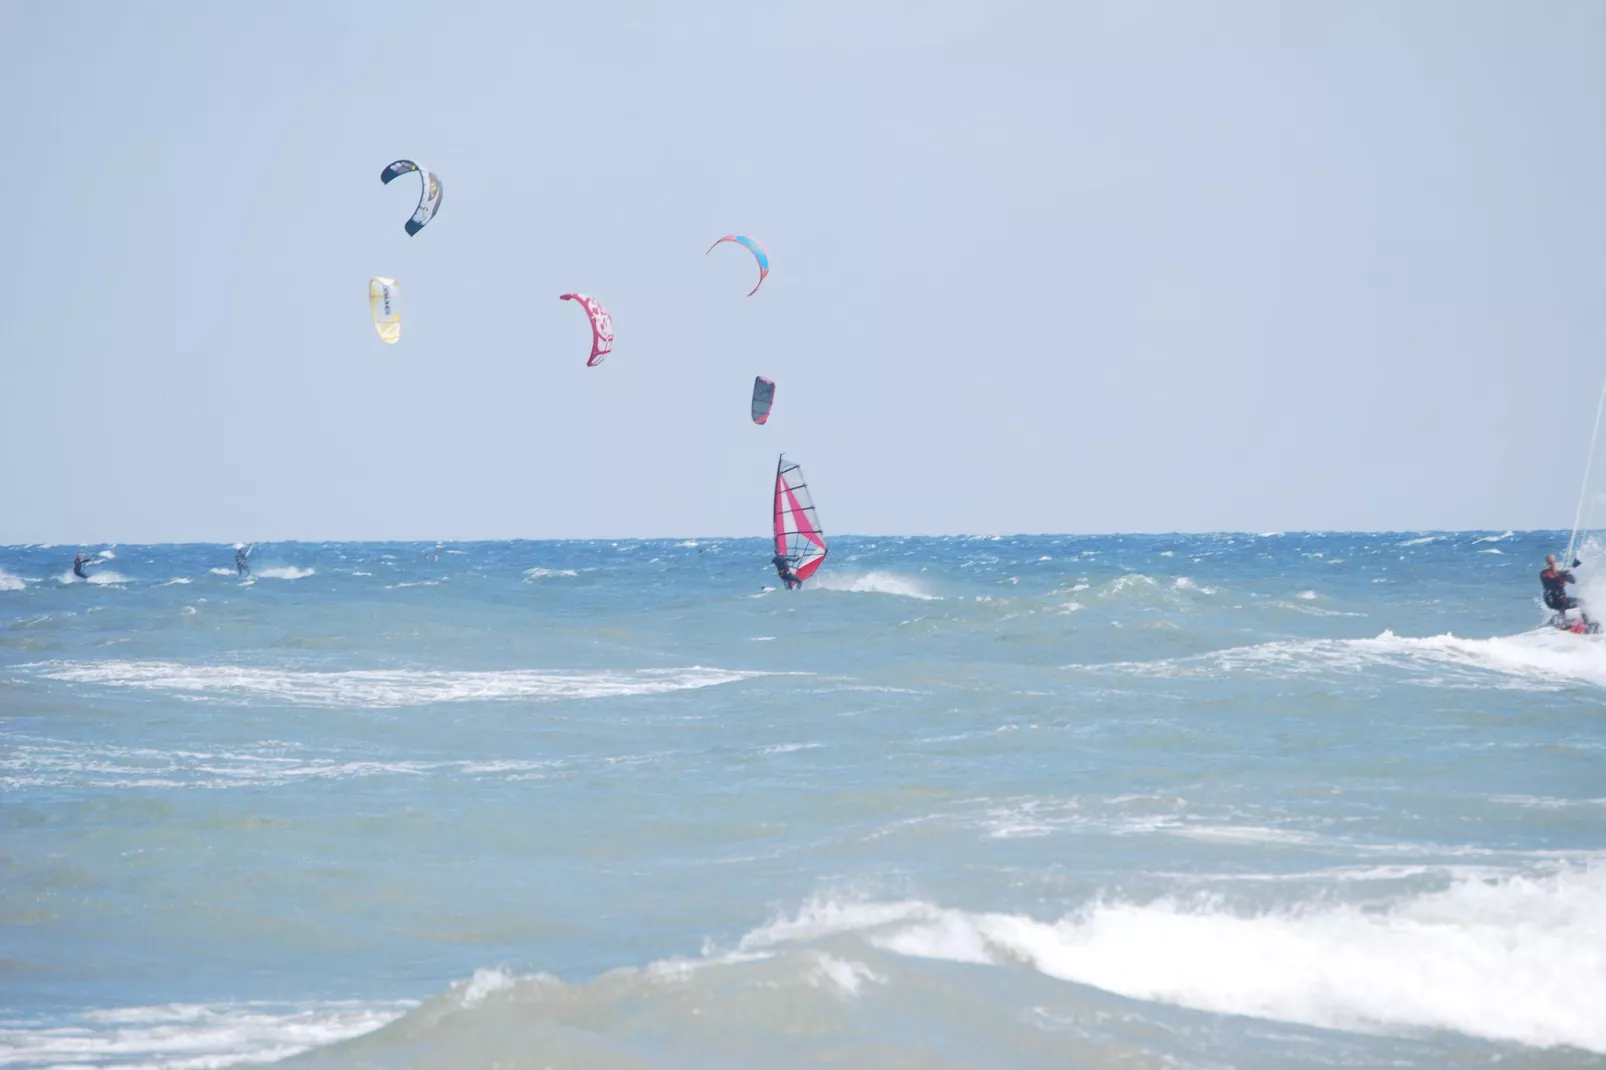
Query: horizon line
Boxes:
[{"xmin": 0, "ymin": 527, "xmax": 1566, "ymax": 549}]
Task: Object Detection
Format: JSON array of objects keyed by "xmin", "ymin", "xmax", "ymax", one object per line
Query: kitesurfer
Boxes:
[
  {"xmin": 1541, "ymin": 553, "xmax": 1590, "ymax": 628},
  {"xmin": 235, "ymin": 547, "xmax": 250, "ymax": 576},
  {"xmin": 72, "ymin": 552, "xmax": 90, "ymax": 580},
  {"xmin": 771, "ymin": 553, "xmax": 801, "ymax": 590}
]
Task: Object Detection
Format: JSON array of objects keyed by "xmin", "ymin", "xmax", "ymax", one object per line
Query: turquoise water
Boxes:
[{"xmin": 2, "ymin": 532, "xmax": 1603, "ymax": 1068}]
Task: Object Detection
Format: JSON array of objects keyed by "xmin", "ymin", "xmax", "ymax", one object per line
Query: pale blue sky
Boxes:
[{"xmin": 4, "ymin": 1, "xmax": 1604, "ymax": 542}]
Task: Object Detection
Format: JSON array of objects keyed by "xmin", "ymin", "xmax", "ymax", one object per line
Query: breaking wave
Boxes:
[
  {"xmin": 740, "ymin": 866, "xmax": 1606, "ymax": 1051},
  {"xmin": 1071, "ymin": 629, "xmax": 1606, "ymax": 690}
]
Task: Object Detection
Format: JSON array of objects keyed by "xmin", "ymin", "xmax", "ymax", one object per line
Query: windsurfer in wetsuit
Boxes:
[
  {"xmin": 771, "ymin": 552, "xmax": 801, "ymax": 590},
  {"xmin": 1541, "ymin": 553, "xmax": 1588, "ymax": 626},
  {"xmin": 72, "ymin": 552, "xmax": 90, "ymax": 580},
  {"xmin": 235, "ymin": 547, "xmax": 249, "ymax": 576}
]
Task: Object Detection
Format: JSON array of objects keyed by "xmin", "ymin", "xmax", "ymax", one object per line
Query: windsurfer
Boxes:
[
  {"xmin": 236, "ymin": 547, "xmax": 250, "ymax": 576},
  {"xmin": 1541, "ymin": 553, "xmax": 1590, "ymax": 628},
  {"xmin": 771, "ymin": 553, "xmax": 801, "ymax": 590},
  {"xmin": 72, "ymin": 552, "xmax": 90, "ymax": 580}
]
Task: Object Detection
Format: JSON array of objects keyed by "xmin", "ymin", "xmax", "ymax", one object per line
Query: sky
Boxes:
[{"xmin": 3, "ymin": 0, "xmax": 1605, "ymax": 543}]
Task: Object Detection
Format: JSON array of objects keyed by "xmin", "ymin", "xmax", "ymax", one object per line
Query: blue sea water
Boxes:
[{"xmin": 2, "ymin": 532, "xmax": 1603, "ymax": 1069}]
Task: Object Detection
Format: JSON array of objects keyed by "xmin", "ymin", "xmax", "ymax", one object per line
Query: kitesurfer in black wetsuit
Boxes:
[
  {"xmin": 771, "ymin": 553, "xmax": 801, "ymax": 590},
  {"xmin": 236, "ymin": 547, "xmax": 249, "ymax": 576},
  {"xmin": 72, "ymin": 552, "xmax": 90, "ymax": 580},
  {"xmin": 1541, "ymin": 553, "xmax": 1590, "ymax": 628}
]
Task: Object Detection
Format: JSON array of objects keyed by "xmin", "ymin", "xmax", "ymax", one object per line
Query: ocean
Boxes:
[{"xmin": 2, "ymin": 532, "xmax": 1603, "ymax": 1069}]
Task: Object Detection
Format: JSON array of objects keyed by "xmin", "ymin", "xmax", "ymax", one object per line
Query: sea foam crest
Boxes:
[
  {"xmin": 30, "ymin": 660, "xmax": 766, "ymax": 708},
  {"xmin": 0, "ymin": 999, "xmax": 413, "ymax": 1070},
  {"xmin": 742, "ymin": 866, "xmax": 1606, "ymax": 1051},
  {"xmin": 811, "ymin": 572, "xmax": 938, "ymax": 600},
  {"xmin": 1074, "ymin": 629, "xmax": 1606, "ymax": 690}
]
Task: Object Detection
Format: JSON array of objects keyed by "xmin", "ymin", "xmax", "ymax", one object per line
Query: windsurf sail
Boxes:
[
  {"xmin": 369, "ymin": 277, "xmax": 400, "ymax": 344},
  {"xmin": 774, "ymin": 454, "xmax": 827, "ymax": 583},
  {"xmin": 751, "ymin": 377, "xmax": 775, "ymax": 425}
]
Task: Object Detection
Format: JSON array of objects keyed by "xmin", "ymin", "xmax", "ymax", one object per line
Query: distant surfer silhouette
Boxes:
[
  {"xmin": 72, "ymin": 552, "xmax": 90, "ymax": 580},
  {"xmin": 236, "ymin": 547, "xmax": 250, "ymax": 576}
]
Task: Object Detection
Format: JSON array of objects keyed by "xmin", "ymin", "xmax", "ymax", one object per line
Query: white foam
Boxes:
[
  {"xmin": 523, "ymin": 567, "xmax": 578, "ymax": 579},
  {"xmin": 749, "ymin": 869, "xmax": 1606, "ymax": 1051},
  {"xmin": 811, "ymin": 571, "xmax": 938, "ymax": 600},
  {"xmin": 1104, "ymin": 574, "xmax": 1158, "ymax": 595},
  {"xmin": 806, "ymin": 954, "xmax": 885, "ymax": 998},
  {"xmin": 1479, "ymin": 548, "xmax": 1505, "ymax": 554},
  {"xmin": 1398, "ymin": 535, "xmax": 1442, "ymax": 546},
  {"xmin": 760, "ymin": 742, "xmax": 823, "ymax": 755},
  {"xmin": 162, "ymin": 577, "xmax": 192, "ymax": 586},
  {"xmin": 255, "ymin": 566, "xmax": 314, "ymax": 580},
  {"xmin": 1074, "ymin": 629, "xmax": 1606, "ymax": 690},
  {"xmin": 1296, "ymin": 590, "xmax": 1317, "ymax": 599},
  {"xmin": 209, "ymin": 568, "xmax": 235, "ymax": 576},
  {"xmin": 27, "ymin": 660, "xmax": 767, "ymax": 708},
  {"xmin": 0, "ymin": 569, "xmax": 24, "ymax": 592},
  {"xmin": 1173, "ymin": 577, "xmax": 1217, "ymax": 594},
  {"xmin": 1474, "ymin": 531, "xmax": 1515, "ymax": 543},
  {"xmin": 0, "ymin": 999, "xmax": 410, "ymax": 1070},
  {"xmin": 453, "ymin": 967, "xmax": 517, "ymax": 1008},
  {"xmin": 95, "ymin": 549, "xmax": 116, "ymax": 560},
  {"xmin": 1, "ymin": 738, "xmax": 580, "ymax": 791}
]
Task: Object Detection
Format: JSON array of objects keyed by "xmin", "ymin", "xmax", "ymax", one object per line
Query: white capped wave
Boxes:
[
  {"xmin": 255, "ymin": 566, "xmax": 314, "ymax": 580},
  {"xmin": 56, "ymin": 569, "xmax": 131, "ymax": 585},
  {"xmin": 1073, "ymin": 629, "xmax": 1606, "ymax": 690},
  {"xmin": 1103, "ymin": 574, "xmax": 1158, "ymax": 595},
  {"xmin": 811, "ymin": 571, "xmax": 938, "ymax": 600},
  {"xmin": 524, "ymin": 567, "xmax": 578, "ymax": 579},
  {"xmin": 743, "ymin": 868, "xmax": 1606, "ymax": 1051},
  {"xmin": 1474, "ymin": 531, "xmax": 1515, "ymax": 543},
  {"xmin": 759, "ymin": 742, "xmax": 823, "ymax": 756},
  {"xmin": 0, "ymin": 999, "xmax": 411, "ymax": 1070},
  {"xmin": 1398, "ymin": 535, "xmax": 1442, "ymax": 546},
  {"xmin": 0, "ymin": 569, "xmax": 24, "ymax": 592},
  {"xmin": 209, "ymin": 567, "xmax": 235, "ymax": 576},
  {"xmin": 1, "ymin": 737, "xmax": 577, "ymax": 791},
  {"xmin": 95, "ymin": 549, "xmax": 116, "ymax": 560},
  {"xmin": 162, "ymin": 577, "xmax": 192, "ymax": 586},
  {"xmin": 27, "ymin": 660, "xmax": 767, "ymax": 708}
]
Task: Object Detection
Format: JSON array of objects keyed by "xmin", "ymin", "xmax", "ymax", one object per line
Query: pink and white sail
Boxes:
[{"xmin": 773, "ymin": 454, "xmax": 827, "ymax": 582}]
